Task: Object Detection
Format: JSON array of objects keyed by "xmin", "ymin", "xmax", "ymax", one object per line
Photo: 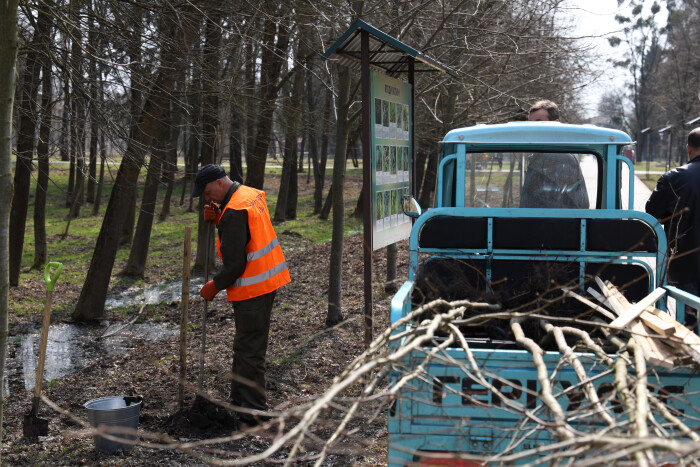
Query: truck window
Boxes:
[{"xmin": 464, "ymin": 152, "xmax": 598, "ymax": 209}]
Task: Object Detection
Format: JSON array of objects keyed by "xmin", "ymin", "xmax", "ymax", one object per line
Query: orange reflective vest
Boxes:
[{"xmin": 216, "ymin": 185, "xmax": 291, "ymax": 301}]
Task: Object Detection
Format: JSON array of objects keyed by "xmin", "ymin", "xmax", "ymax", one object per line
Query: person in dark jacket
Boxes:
[
  {"xmin": 646, "ymin": 128, "xmax": 700, "ymax": 326},
  {"xmin": 193, "ymin": 164, "xmax": 291, "ymax": 426},
  {"xmin": 520, "ymin": 100, "xmax": 589, "ymax": 209}
]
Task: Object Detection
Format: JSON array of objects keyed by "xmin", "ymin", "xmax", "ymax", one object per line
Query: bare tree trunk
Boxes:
[
  {"xmin": 326, "ymin": 67, "xmax": 352, "ymax": 327},
  {"xmin": 353, "ymin": 186, "xmax": 363, "ymax": 219},
  {"xmin": 313, "ymin": 89, "xmax": 331, "ymax": 214},
  {"xmin": 69, "ymin": 116, "xmax": 85, "ymax": 219},
  {"xmin": 244, "ymin": 10, "xmax": 290, "ymax": 189},
  {"xmin": 62, "ymin": 168, "xmax": 85, "ymax": 239},
  {"xmin": 59, "ymin": 52, "xmax": 70, "ymax": 163},
  {"xmin": 92, "ymin": 134, "xmax": 106, "ymax": 216},
  {"xmin": 185, "ymin": 98, "xmax": 200, "ymax": 212},
  {"xmin": 68, "ymin": 4, "xmax": 87, "ymax": 225},
  {"xmin": 87, "ymin": 103, "xmax": 98, "ymax": 204},
  {"xmin": 72, "ymin": 6, "xmax": 200, "ymax": 321},
  {"xmin": 298, "ymin": 135, "xmax": 305, "ymax": 173},
  {"xmin": 120, "ymin": 3, "xmax": 143, "ymax": 246},
  {"xmin": 66, "ymin": 114, "xmax": 74, "ymax": 207},
  {"xmin": 185, "ymin": 125, "xmax": 198, "ymax": 211},
  {"xmin": 274, "ymin": 50, "xmax": 304, "ymax": 222},
  {"xmin": 182, "ymin": 37, "xmax": 202, "ymax": 212},
  {"xmin": 159, "ymin": 97, "xmax": 178, "ymax": 221},
  {"xmin": 243, "ymin": 37, "xmax": 256, "ymax": 172},
  {"xmin": 194, "ymin": 10, "xmax": 221, "ymax": 273},
  {"xmin": 68, "ymin": 0, "xmax": 85, "ymax": 218},
  {"xmin": 179, "ymin": 101, "xmax": 197, "ymax": 207},
  {"xmin": 418, "ymin": 152, "xmax": 438, "ymax": 208},
  {"xmin": 275, "ymin": 137, "xmax": 294, "ymax": 222},
  {"xmin": 86, "ymin": 0, "xmax": 98, "ymax": 203},
  {"xmin": 287, "ymin": 145, "xmax": 299, "ymax": 220},
  {"xmin": 122, "ymin": 150, "xmax": 163, "ymax": 277},
  {"xmin": 414, "ymin": 150, "xmax": 427, "ymax": 198},
  {"xmin": 229, "ymin": 105, "xmax": 244, "ymax": 182},
  {"xmin": 0, "ymin": 1, "xmax": 19, "ymax": 459},
  {"xmin": 9, "ymin": 1, "xmax": 51, "ymax": 285},
  {"xmin": 92, "ymin": 71, "xmax": 106, "ymax": 217},
  {"xmin": 33, "ymin": 56, "xmax": 53, "ymax": 269},
  {"xmin": 320, "ymin": 183, "xmax": 332, "ymax": 220}
]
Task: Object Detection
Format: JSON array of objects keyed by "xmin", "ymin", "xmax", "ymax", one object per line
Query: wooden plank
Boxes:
[
  {"xmin": 604, "ymin": 281, "xmax": 633, "ymax": 309},
  {"xmin": 647, "ymin": 308, "xmax": 700, "ymax": 365},
  {"xmin": 629, "ymin": 322, "xmax": 676, "ymax": 368},
  {"xmin": 608, "ymin": 288, "xmax": 667, "ymax": 330},
  {"xmin": 561, "ymin": 287, "xmax": 616, "ymax": 320},
  {"xmin": 592, "ymin": 280, "xmax": 675, "ymax": 368},
  {"xmin": 587, "ymin": 287, "xmax": 617, "ymax": 315},
  {"xmin": 593, "ymin": 278, "xmax": 625, "ymax": 314},
  {"xmin": 604, "ymin": 283, "xmax": 675, "ymax": 336},
  {"xmin": 640, "ymin": 308, "xmax": 676, "ymax": 336}
]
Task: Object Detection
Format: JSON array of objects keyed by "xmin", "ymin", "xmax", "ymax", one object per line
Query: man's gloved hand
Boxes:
[
  {"xmin": 203, "ymin": 203, "xmax": 221, "ymax": 224},
  {"xmin": 200, "ymin": 280, "xmax": 219, "ymax": 301}
]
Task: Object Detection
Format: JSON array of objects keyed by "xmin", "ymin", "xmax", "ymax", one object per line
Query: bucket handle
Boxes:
[{"xmin": 44, "ymin": 262, "xmax": 63, "ymax": 292}]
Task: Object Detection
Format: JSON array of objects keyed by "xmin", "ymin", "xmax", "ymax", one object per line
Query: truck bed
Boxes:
[{"xmin": 388, "ymin": 208, "xmax": 700, "ymax": 465}]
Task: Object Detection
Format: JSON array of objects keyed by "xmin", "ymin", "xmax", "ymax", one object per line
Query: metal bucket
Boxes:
[{"xmin": 84, "ymin": 396, "xmax": 142, "ymax": 451}]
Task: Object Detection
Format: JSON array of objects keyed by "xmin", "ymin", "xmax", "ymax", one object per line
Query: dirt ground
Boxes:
[{"xmin": 3, "ymin": 175, "xmax": 409, "ymax": 465}]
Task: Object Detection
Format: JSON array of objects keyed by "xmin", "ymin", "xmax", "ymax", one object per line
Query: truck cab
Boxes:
[
  {"xmin": 437, "ymin": 121, "xmax": 633, "ymax": 210},
  {"xmin": 388, "ymin": 122, "xmax": 700, "ymax": 465}
]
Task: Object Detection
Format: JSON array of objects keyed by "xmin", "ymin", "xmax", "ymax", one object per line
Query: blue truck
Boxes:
[{"xmin": 388, "ymin": 122, "xmax": 700, "ymax": 465}]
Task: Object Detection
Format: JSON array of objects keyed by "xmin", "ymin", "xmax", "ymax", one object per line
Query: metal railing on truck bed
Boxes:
[{"xmin": 388, "ymin": 207, "xmax": 700, "ymax": 466}]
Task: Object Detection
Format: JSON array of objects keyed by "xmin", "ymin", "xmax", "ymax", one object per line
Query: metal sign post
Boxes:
[{"xmin": 361, "ymin": 30, "xmax": 373, "ymax": 348}]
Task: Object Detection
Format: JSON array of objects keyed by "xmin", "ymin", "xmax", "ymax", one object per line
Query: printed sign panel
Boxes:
[{"xmin": 371, "ymin": 70, "xmax": 412, "ymax": 250}]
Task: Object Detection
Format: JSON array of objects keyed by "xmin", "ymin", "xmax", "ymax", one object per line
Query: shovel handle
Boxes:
[{"xmin": 44, "ymin": 262, "xmax": 62, "ymax": 292}]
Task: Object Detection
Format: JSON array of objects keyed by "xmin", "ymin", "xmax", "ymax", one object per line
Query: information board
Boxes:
[{"xmin": 371, "ymin": 70, "xmax": 412, "ymax": 250}]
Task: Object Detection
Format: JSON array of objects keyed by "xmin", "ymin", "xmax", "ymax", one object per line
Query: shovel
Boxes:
[
  {"xmin": 23, "ymin": 261, "xmax": 62, "ymax": 438},
  {"xmin": 184, "ymin": 221, "xmax": 235, "ymax": 429}
]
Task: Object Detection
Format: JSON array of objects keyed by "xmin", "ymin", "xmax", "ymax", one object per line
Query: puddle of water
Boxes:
[
  {"xmin": 105, "ymin": 277, "xmax": 205, "ymax": 310},
  {"xmin": 6, "ymin": 322, "xmax": 178, "ymax": 396},
  {"xmin": 7, "ymin": 278, "xmax": 210, "ymax": 396}
]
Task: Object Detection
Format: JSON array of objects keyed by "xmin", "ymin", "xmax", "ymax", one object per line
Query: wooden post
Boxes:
[{"xmin": 178, "ymin": 226, "xmax": 191, "ymax": 409}]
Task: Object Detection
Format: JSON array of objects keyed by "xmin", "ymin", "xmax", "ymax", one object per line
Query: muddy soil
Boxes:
[{"xmin": 3, "ymin": 175, "xmax": 409, "ymax": 465}]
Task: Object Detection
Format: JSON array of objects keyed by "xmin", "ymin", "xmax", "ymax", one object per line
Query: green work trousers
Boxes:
[{"xmin": 230, "ymin": 290, "xmax": 276, "ymax": 415}]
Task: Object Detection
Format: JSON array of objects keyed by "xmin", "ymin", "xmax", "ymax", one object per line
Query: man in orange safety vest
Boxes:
[{"xmin": 193, "ymin": 164, "xmax": 290, "ymax": 426}]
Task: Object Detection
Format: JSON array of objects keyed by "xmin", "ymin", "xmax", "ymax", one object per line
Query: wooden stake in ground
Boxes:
[{"xmin": 178, "ymin": 226, "xmax": 191, "ymax": 410}]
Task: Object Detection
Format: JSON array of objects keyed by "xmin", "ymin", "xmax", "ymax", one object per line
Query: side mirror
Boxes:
[{"xmin": 402, "ymin": 195, "xmax": 422, "ymax": 218}]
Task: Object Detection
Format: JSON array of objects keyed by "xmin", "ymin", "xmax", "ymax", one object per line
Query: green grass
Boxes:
[
  {"xmin": 633, "ymin": 160, "xmax": 677, "ymax": 173},
  {"xmin": 277, "ymin": 213, "xmax": 362, "ymax": 244},
  {"xmin": 274, "ymin": 356, "xmax": 302, "ymax": 366}
]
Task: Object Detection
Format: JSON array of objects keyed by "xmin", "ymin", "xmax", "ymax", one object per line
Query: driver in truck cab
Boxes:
[{"xmin": 520, "ymin": 100, "xmax": 589, "ymax": 209}]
